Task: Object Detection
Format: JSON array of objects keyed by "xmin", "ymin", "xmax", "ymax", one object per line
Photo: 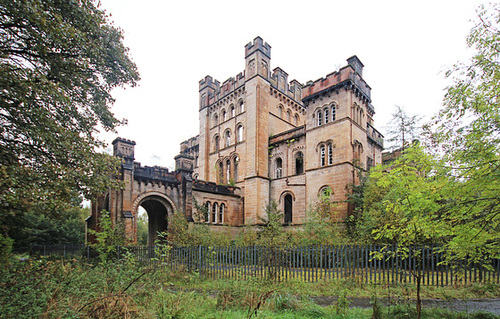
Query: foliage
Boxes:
[
  {"xmin": 88, "ymin": 211, "xmax": 126, "ymax": 263},
  {"xmin": 5, "ymin": 206, "xmax": 87, "ymax": 252},
  {"xmin": 426, "ymin": 2, "xmax": 500, "ymax": 266},
  {"xmin": 137, "ymin": 210, "xmax": 148, "ymax": 245},
  {"xmin": 258, "ymin": 200, "xmax": 288, "ymax": 247},
  {"xmin": 294, "ymin": 187, "xmax": 349, "ymax": 246},
  {"xmin": 0, "ymin": 0, "xmax": 139, "ymax": 236},
  {"xmin": 0, "ymin": 233, "xmax": 13, "ymax": 264},
  {"xmin": 385, "ymin": 105, "xmax": 422, "ymax": 152}
]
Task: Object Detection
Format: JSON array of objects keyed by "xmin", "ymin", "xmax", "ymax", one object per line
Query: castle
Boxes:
[{"xmin": 89, "ymin": 37, "xmax": 384, "ymax": 245}]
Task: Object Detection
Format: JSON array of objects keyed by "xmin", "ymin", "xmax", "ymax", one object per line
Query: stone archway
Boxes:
[{"xmin": 133, "ymin": 192, "xmax": 176, "ymax": 246}]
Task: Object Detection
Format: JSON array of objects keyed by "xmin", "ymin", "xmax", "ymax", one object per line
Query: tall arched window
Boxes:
[
  {"xmin": 328, "ymin": 143, "xmax": 333, "ymax": 165},
  {"xmin": 317, "ymin": 110, "xmax": 323, "ymax": 126},
  {"xmin": 320, "ymin": 145, "xmax": 326, "ymax": 166},
  {"xmin": 214, "ymin": 135, "xmax": 220, "ymax": 152},
  {"xmin": 219, "ymin": 204, "xmax": 224, "ymax": 224},
  {"xmin": 287, "ymin": 109, "xmax": 292, "ymax": 122},
  {"xmin": 219, "ymin": 161, "xmax": 223, "ymax": 183},
  {"xmin": 221, "ymin": 109, "xmax": 227, "ymax": 122},
  {"xmin": 284, "ymin": 194, "xmax": 293, "ymax": 224},
  {"xmin": 234, "ymin": 156, "xmax": 239, "ymax": 182},
  {"xmin": 275, "ymin": 157, "xmax": 283, "ymax": 178},
  {"xmin": 226, "ymin": 159, "xmax": 231, "ymax": 183},
  {"xmin": 230, "ymin": 105, "xmax": 235, "ymax": 117},
  {"xmin": 278, "ymin": 105, "xmax": 283, "ymax": 118},
  {"xmin": 224, "ymin": 130, "xmax": 231, "ymax": 147},
  {"xmin": 239, "ymin": 101, "xmax": 245, "ymax": 113},
  {"xmin": 212, "ymin": 202, "xmax": 218, "ymax": 224},
  {"xmin": 236, "ymin": 125, "xmax": 243, "ymax": 143},
  {"xmin": 295, "ymin": 114, "xmax": 300, "ymax": 126},
  {"xmin": 295, "ymin": 152, "xmax": 304, "ymax": 174},
  {"xmin": 331, "ymin": 105, "xmax": 336, "ymax": 121},
  {"xmin": 205, "ymin": 202, "xmax": 211, "ymax": 223},
  {"xmin": 324, "ymin": 108, "xmax": 329, "ymax": 124},
  {"xmin": 213, "ymin": 114, "xmax": 218, "ymax": 126}
]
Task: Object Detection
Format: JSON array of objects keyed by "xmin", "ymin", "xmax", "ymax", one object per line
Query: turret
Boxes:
[
  {"xmin": 245, "ymin": 36, "xmax": 271, "ymax": 80},
  {"xmin": 347, "ymin": 55, "xmax": 364, "ymax": 77},
  {"xmin": 112, "ymin": 137, "xmax": 135, "ymax": 170},
  {"xmin": 199, "ymin": 75, "xmax": 220, "ymax": 110}
]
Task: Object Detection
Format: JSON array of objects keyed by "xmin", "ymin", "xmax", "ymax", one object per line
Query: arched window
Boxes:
[
  {"xmin": 213, "ymin": 114, "xmax": 218, "ymax": 126},
  {"xmin": 328, "ymin": 143, "xmax": 333, "ymax": 165},
  {"xmin": 219, "ymin": 204, "xmax": 224, "ymax": 224},
  {"xmin": 224, "ymin": 130, "xmax": 231, "ymax": 147},
  {"xmin": 226, "ymin": 159, "xmax": 231, "ymax": 183},
  {"xmin": 236, "ymin": 125, "xmax": 243, "ymax": 143},
  {"xmin": 320, "ymin": 145, "xmax": 326, "ymax": 166},
  {"xmin": 295, "ymin": 114, "xmax": 300, "ymax": 126},
  {"xmin": 331, "ymin": 105, "xmax": 336, "ymax": 121},
  {"xmin": 275, "ymin": 157, "xmax": 283, "ymax": 178},
  {"xmin": 234, "ymin": 156, "xmax": 239, "ymax": 182},
  {"xmin": 212, "ymin": 202, "xmax": 218, "ymax": 224},
  {"xmin": 239, "ymin": 100, "xmax": 245, "ymax": 113},
  {"xmin": 219, "ymin": 161, "xmax": 223, "ymax": 183},
  {"xmin": 214, "ymin": 135, "xmax": 220, "ymax": 152},
  {"xmin": 284, "ymin": 194, "xmax": 293, "ymax": 224},
  {"xmin": 221, "ymin": 109, "xmax": 227, "ymax": 122},
  {"xmin": 205, "ymin": 202, "xmax": 211, "ymax": 223},
  {"xmin": 278, "ymin": 105, "xmax": 283, "ymax": 118},
  {"xmin": 287, "ymin": 109, "xmax": 292, "ymax": 122},
  {"xmin": 324, "ymin": 108, "xmax": 329, "ymax": 124},
  {"xmin": 295, "ymin": 152, "xmax": 304, "ymax": 175},
  {"xmin": 317, "ymin": 110, "xmax": 323, "ymax": 126},
  {"xmin": 230, "ymin": 105, "xmax": 235, "ymax": 117}
]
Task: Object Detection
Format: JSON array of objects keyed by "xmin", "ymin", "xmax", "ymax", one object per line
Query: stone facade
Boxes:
[
  {"xmin": 183, "ymin": 37, "xmax": 383, "ymax": 226},
  {"xmin": 89, "ymin": 37, "xmax": 384, "ymax": 243}
]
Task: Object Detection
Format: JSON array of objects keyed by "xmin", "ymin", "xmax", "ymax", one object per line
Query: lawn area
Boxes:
[{"xmin": 0, "ymin": 257, "xmax": 499, "ymax": 318}]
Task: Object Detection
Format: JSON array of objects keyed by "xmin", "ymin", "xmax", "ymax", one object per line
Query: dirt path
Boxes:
[{"xmin": 310, "ymin": 296, "xmax": 500, "ymax": 315}]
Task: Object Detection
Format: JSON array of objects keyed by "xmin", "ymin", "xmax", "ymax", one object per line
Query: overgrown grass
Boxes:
[{"xmin": 0, "ymin": 257, "xmax": 499, "ymax": 318}]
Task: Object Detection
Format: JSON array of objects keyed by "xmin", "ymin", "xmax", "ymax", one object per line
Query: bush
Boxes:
[{"xmin": 0, "ymin": 234, "xmax": 13, "ymax": 264}]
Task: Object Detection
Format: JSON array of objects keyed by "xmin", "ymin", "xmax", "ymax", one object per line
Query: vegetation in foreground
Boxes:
[{"xmin": 1, "ymin": 257, "xmax": 499, "ymax": 319}]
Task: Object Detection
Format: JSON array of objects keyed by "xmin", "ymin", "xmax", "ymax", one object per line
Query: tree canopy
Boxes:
[{"xmin": 0, "ymin": 1, "xmax": 139, "ymax": 236}]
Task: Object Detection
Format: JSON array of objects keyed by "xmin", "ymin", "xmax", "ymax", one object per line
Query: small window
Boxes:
[
  {"xmin": 219, "ymin": 161, "xmax": 223, "ymax": 183},
  {"xmin": 225, "ymin": 130, "xmax": 231, "ymax": 147},
  {"xmin": 295, "ymin": 114, "xmax": 300, "ymax": 126},
  {"xmin": 219, "ymin": 204, "xmax": 224, "ymax": 224},
  {"xmin": 221, "ymin": 109, "xmax": 227, "ymax": 122},
  {"xmin": 213, "ymin": 114, "xmax": 219, "ymax": 126},
  {"xmin": 287, "ymin": 109, "xmax": 292, "ymax": 122},
  {"xmin": 320, "ymin": 145, "xmax": 326, "ymax": 166},
  {"xmin": 212, "ymin": 202, "xmax": 218, "ymax": 224},
  {"xmin": 279, "ymin": 105, "xmax": 283, "ymax": 118},
  {"xmin": 275, "ymin": 158, "xmax": 283, "ymax": 178},
  {"xmin": 295, "ymin": 152, "xmax": 304, "ymax": 175},
  {"xmin": 317, "ymin": 110, "xmax": 323, "ymax": 126},
  {"xmin": 234, "ymin": 156, "xmax": 239, "ymax": 182},
  {"xmin": 324, "ymin": 108, "xmax": 329, "ymax": 124},
  {"xmin": 205, "ymin": 202, "xmax": 211, "ymax": 223},
  {"xmin": 226, "ymin": 159, "xmax": 231, "ymax": 184},
  {"xmin": 331, "ymin": 105, "xmax": 336, "ymax": 121},
  {"xmin": 214, "ymin": 135, "xmax": 220, "ymax": 151},
  {"xmin": 237, "ymin": 125, "xmax": 243, "ymax": 143},
  {"xmin": 240, "ymin": 101, "xmax": 245, "ymax": 113},
  {"xmin": 328, "ymin": 144, "xmax": 333, "ymax": 165},
  {"xmin": 230, "ymin": 105, "xmax": 235, "ymax": 117}
]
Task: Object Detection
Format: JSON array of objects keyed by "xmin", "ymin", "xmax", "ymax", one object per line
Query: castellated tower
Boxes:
[{"xmin": 182, "ymin": 37, "xmax": 383, "ymax": 227}]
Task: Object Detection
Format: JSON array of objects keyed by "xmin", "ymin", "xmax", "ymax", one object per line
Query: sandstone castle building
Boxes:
[{"xmin": 89, "ymin": 37, "xmax": 384, "ymax": 244}]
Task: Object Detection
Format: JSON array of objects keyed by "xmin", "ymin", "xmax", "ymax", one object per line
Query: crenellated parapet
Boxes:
[
  {"xmin": 270, "ymin": 67, "xmax": 303, "ymax": 103},
  {"xmin": 302, "ymin": 56, "xmax": 372, "ymax": 108},
  {"xmin": 199, "ymin": 72, "xmax": 246, "ymax": 109}
]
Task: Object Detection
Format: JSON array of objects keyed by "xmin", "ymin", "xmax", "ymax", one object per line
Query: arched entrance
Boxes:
[{"xmin": 135, "ymin": 194, "xmax": 175, "ymax": 246}]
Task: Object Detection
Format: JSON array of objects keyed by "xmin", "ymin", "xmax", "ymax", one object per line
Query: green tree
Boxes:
[
  {"xmin": 357, "ymin": 144, "xmax": 450, "ymax": 318},
  {"xmin": 428, "ymin": 3, "xmax": 500, "ymax": 265},
  {"xmin": 384, "ymin": 105, "xmax": 421, "ymax": 152},
  {"xmin": 0, "ymin": 1, "xmax": 139, "ymax": 239}
]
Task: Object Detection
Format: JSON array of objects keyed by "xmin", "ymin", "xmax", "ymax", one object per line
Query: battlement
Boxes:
[
  {"xmin": 133, "ymin": 162, "xmax": 180, "ymax": 185},
  {"xmin": 245, "ymin": 36, "xmax": 271, "ymax": 59},
  {"xmin": 270, "ymin": 67, "xmax": 303, "ymax": 102},
  {"xmin": 193, "ymin": 180, "xmax": 238, "ymax": 196},
  {"xmin": 302, "ymin": 58, "xmax": 371, "ymax": 102},
  {"xmin": 199, "ymin": 75, "xmax": 220, "ymax": 91}
]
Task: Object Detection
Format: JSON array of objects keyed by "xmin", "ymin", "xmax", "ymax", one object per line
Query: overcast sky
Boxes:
[{"xmin": 98, "ymin": 0, "xmax": 482, "ymax": 169}]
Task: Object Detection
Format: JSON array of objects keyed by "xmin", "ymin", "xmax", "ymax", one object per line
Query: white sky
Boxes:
[{"xmin": 98, "ymin": 0, "xmax": 482, "ymax": 169}]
